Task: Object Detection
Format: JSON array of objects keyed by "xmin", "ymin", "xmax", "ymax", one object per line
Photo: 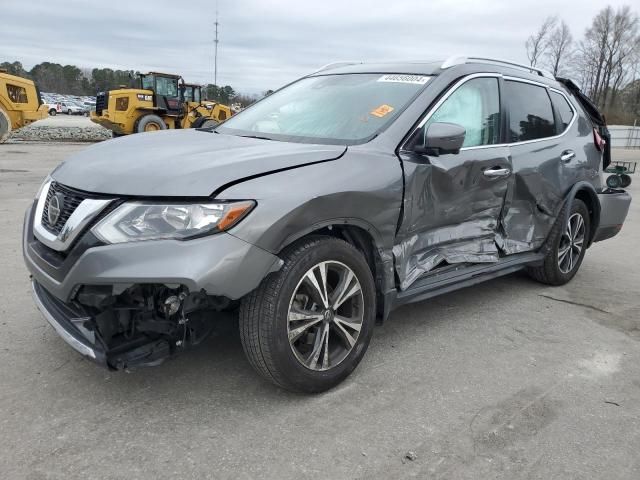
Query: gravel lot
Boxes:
[
  {"xmin": 7, "ymin": 115, "xmax": 110, "ymax": 142},
  {"xmin": 1, "ymin": 143, "xmax": 639, "ymax": 479}
]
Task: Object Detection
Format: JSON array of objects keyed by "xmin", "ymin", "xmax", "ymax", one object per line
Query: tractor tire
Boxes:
[
  {"xmin": 136, "ymin": 114, "xmax": 167, "ymax": 133},
  {"xmin": 200, "ymin": 119, "xmax": 219, "ymax": 128},
  {"xmin": 191, "ymin": 117, "xmax": 218, "ymax": 129},
  {"xmin": 49, "ymin": 109, "xmax": 57, "ymax": 116},
  {"xmin": 0, "ymin": 108, "xmax": 11, "ymax": 144}
]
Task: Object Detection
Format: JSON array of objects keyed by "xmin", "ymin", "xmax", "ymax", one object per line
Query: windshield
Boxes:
[{"xmin": 217, "ymin": 73, "xmax": 430, "ymax": 144}]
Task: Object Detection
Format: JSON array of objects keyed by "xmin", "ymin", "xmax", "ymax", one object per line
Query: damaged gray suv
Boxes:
[{"xmin": 24, "ymin": 57, "xmax": 632, "ymax": 393}]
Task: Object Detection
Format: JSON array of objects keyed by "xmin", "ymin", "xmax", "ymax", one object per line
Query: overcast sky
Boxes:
[{"xmin": 1, "ymin": 0, "xmax": 635, "ymax": 94}]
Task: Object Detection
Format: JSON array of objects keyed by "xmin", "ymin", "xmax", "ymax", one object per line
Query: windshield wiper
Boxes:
[{"xmin": 239, "ymin": 134, "xmax": 273, "ymax": 141}]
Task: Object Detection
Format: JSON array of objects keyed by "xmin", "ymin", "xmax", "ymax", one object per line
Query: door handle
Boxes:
[
  {"xmin": 560, "ymin": 150, "xmax": 576, "ymax": 163},
  {"xmin": 483, "ymin": 167, "xmax": 511, "ymax": 178}
]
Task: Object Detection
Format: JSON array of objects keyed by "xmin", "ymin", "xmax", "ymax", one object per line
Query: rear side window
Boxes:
[
  {"xmin": 550, "ymin": 91, "xmax": 574, "ymax": 132},
  {"xmin": 505, "ymin": 81, "xmax": 555, "ymax": 142}
]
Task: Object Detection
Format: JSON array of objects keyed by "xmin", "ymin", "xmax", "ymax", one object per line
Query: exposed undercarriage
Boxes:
[{"xmin": 51, "ymin": 283, "xmax": 233, "ymax": 369}]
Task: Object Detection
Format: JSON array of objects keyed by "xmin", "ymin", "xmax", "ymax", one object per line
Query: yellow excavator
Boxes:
[
  {"xmin": 90, "ymin": 72, "xmax": 232, "ymax": 136},
  {"xmin": 0, "ymin": 70, "xmax": 48, "ymax": 143}
]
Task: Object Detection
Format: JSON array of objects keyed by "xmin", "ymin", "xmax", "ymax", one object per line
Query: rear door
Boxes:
[
  {"xmin": 499, "ymin": 78, "xmax": 580, "ymax": 254},
  {"xmin": 395, "ymin": 75, "xmax": 511, "ymax": 290}
]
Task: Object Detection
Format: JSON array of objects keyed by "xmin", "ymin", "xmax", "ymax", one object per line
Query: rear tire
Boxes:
[
  {"xmin": 49, "ymin": 109, "xmax": 57, "ymax": 116},
  {"xmin": 0, "ymin": 107, "xmax": 11, "ymax": 143},
  {"xmin": 136, "ymin": 114, "xmax": 167, "ymax": 133},
  {"xmin": 239, "ymin": 237, "xmax": 376, "ymax": 393},
  {"xmin": 527, "ymin": 199, "xmax": 590, "ymax": 286}
]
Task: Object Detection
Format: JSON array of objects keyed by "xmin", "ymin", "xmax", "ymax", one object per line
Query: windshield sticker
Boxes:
[
  {"xmin": 370, "ymin": 104, "xmax": 395, "ymax": 118},
  {"xmin": 377, "ymin": 74, "xmax": 430, "ymax": 85}
]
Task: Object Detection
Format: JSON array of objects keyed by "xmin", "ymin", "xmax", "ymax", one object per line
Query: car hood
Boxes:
[{"xmin": 52, "ymin": 129, "xmax": 347, "ymax": 197}]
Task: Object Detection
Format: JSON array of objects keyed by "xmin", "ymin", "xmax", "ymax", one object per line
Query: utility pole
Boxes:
[{"xmin": 214, "ymin": 3, "xmax": 219, "ymax": 87}]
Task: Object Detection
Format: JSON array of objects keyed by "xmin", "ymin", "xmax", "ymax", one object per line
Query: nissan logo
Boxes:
[{"xmin": 47, "ymin": 193, "xmax": 65, "ymax": 226}]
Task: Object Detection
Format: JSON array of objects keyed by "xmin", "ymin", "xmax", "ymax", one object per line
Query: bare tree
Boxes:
[
  {"xmin": 526, "ymin": 16, "xmax": 557, "ymax": 67},
  {"xmin": 576, "ymin": 6, "xmax": 639, "ymax": 108},
  {"xmin": 546, "ymin": 21, "xmax": 573, "ymax": 76}
]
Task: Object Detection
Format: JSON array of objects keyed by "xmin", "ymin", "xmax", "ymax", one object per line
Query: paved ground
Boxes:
[{"xmin": 1, "ymin": 143, "xmax": 639, "ymax": 480}]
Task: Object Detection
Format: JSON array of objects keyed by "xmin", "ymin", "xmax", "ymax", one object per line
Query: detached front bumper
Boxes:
[
  {"xmin": 23, "ymin": 200, "xmax": 282, "ymax": 367},
  {"xmin": 31, "ymin": 280, "xmax": 105, "ymax": 364}
]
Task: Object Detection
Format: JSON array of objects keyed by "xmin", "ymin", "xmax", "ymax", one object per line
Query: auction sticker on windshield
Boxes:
[
  {"xmin": 370, "ymin": 104, "xmax": 395, "ymax": 118},
  {"xmin": 377, "ymin": 74, "xmax": 430, "ymax": 85}
]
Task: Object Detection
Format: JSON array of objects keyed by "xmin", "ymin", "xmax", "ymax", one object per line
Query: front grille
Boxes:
[
  {"xmin": 41, "ymin": 182, "xmax": 89, "ymax": 235},
  {"xmin": 95, "ymin": 92, "xmax": 108, "ymax": 115}
]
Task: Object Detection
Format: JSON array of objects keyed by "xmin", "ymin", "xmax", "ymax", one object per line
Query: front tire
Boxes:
[
  {"xmin": 0, "ymin": 107, "xmax": 11, "ymax": 143},
  {"xmin": 527, "ymin": 199, "xmax": 590, "ymax": 285},
  {"xmin": 239, "ymin": 237, "xmax": 376, "ymax": 393},
  {"xmin": 136, "ymin": 114, "xmax": 167, "ymax": 133}
]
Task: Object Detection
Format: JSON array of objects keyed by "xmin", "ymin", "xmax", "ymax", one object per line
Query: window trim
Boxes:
[
  {"xmin": 503, "ymin": 76, "xmax": 576, "ymax": 145},
  {"xmin": 401, "ymin": 73, "xmax": 577, "ymax": 152},
  {"xmin": 548, "ymin": 88, "xmax": 576, "ymax": 135}
]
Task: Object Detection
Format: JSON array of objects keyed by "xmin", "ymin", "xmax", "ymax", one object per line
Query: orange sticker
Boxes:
[{"xmin": 370, "ymin": 104, "xmax": 394, "ymax": 118}]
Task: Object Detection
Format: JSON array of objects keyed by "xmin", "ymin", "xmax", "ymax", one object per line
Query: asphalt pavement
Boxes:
[{"xmin": 1, "ymin": 142, "xmax": 639, "ymax": 479}]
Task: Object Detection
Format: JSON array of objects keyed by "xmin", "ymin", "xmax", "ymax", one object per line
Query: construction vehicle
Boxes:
[
  {"xmin": 0, "ymin": 70, "xmax": 48, "ymax": 143},
  {"xmin": 90, "ymin": 72, "xmax": 232, "ymax": 136}
]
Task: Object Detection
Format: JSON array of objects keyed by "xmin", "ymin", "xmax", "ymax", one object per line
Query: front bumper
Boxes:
[
  {"xmin": 31, "ymin": 280, "xmax": 104, "ymax": 364},
  {"xmin": 23, "ymin": 202, "xmax": 282, "ymax": 303}
]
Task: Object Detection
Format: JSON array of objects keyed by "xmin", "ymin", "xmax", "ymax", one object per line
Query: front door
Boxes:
[{"xmin": 395, "ymin": 75, "xmax": 511, "ymax": 290}]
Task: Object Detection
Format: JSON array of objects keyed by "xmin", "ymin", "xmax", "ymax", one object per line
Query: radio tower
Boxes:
[{"xmin": 214, "ymin": 4, "xmax": 219, "ymax": 87}]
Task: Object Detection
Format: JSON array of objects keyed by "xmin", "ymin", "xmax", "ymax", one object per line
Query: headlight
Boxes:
[{"xmin": 92, "ymin": 201, "xmax": 255, "ymax": 244}]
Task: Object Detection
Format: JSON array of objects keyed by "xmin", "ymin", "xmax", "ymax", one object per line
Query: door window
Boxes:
[
  {"xmin": 505, "ymin": 81, "xmax": 555, "ymax": 142},
  {"xmin": 550, "ymin": 91, "xmax": 575, "ymax": 133},
  {"xmin": 424, "ymin": 77, "xmax": 500, "ymax": 148}
]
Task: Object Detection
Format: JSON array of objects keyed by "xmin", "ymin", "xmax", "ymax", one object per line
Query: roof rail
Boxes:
[
  {"xmin": 441, "ymin": 56, "xmax": 555, "ymax": 79},
  {"xmin": 311, "ymin": 61, "xmax": 362, "ymax": 74}
]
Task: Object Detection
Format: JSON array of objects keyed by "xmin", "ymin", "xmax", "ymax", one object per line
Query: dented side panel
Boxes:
[{"xmin": 394, "ymin": 147, "xmax": 511, "ymax": 290}]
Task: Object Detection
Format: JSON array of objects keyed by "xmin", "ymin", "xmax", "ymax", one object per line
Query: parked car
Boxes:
[
  {"xmin": 23, "ymin": 57, "xmax": 632, "ymax": 393},
  {"xmin": 60, "ymin": 102, "xmax": 84, "ymax": 115}
]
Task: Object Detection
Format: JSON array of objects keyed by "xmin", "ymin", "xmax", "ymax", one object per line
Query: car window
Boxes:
[
  {"xmin": 505, "ymin": 81, "xmax": 555, "ymax": 142},
  {"xmin": 550, "ymin": 91, "xmax": 574, "ymax": 133},
  {"xmin": 217, "ymin": 73, "xmax": 430, "ymax": 145},
  {"xmin": 423, "ymin": 77, "xmax": 501, "ymax": 148}
]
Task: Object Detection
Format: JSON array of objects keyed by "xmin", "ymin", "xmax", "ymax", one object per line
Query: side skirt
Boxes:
[{"xmin": 392, "ymin": 252, "xmax": 544, "ymax": 309}]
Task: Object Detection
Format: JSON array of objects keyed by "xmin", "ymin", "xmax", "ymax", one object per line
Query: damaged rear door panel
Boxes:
[{"xmin": 499, "ymin": 78, "xmax": 599, "ymax": 254}]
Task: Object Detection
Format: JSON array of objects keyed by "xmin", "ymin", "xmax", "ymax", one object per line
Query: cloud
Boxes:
[{"xmin": 1, "ymin": 0, "xmax": 635, "ymax": 94}]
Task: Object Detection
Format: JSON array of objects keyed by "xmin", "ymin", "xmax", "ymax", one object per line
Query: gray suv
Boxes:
[{"xmin": 24, "ymin": 57, "xmax": 632, "ymax": 393}]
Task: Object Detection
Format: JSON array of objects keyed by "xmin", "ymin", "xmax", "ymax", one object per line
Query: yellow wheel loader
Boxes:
[
  {"xmin": 90, "ymin": 72, "xmax": 232, "ymax": 136},
  {"xmin": 0, "ymin": 70, "xmax": 48, "ymax": 143}
]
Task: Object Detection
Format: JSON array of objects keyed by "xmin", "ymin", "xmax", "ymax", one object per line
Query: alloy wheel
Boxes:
[
  {"xmin": 287, "ymin": 261, "xmax": 364, "ymax": 371},
  {"xmin": 558, "ymin": 212, "xmax": 585, "ymax": 274}
]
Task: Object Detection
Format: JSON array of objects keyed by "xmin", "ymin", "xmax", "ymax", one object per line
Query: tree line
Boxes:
[
  {"xmin": 0, "ymin": 60, "xmax": 252, "ymax": 106},
  {"xmin": 526, "ymin": 5, "xmax": 640, "ymax": 124}
]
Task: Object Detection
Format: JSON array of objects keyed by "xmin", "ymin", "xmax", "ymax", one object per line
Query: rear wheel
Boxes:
[
  {"xmin": 136, "ymin": 114, "xmax": 167, "ymax": 133},
  {"xmin": 239, "ymin": 237, "xmax": 376, "ymax": 393},
  {"xmin": 0, "ymin": 108, "xmax": 11, "ymax": 143},
  {"xmin": 49, "ymin": 109, "xmax": 57, "ymax": 116},
  {"xmin": 527, "ymin": 199, "xmax": 590, "ymax": 285}
]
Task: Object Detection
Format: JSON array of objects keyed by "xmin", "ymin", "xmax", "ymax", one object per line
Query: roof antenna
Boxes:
[{"xmin": 214, "ymin": 1, "xmax": 219, "ymax": 87}]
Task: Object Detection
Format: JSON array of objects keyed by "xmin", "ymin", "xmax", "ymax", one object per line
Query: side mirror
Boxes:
[{"xmin": 410, "ymin": 122, "xmax": 466, "ymax": 156}]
